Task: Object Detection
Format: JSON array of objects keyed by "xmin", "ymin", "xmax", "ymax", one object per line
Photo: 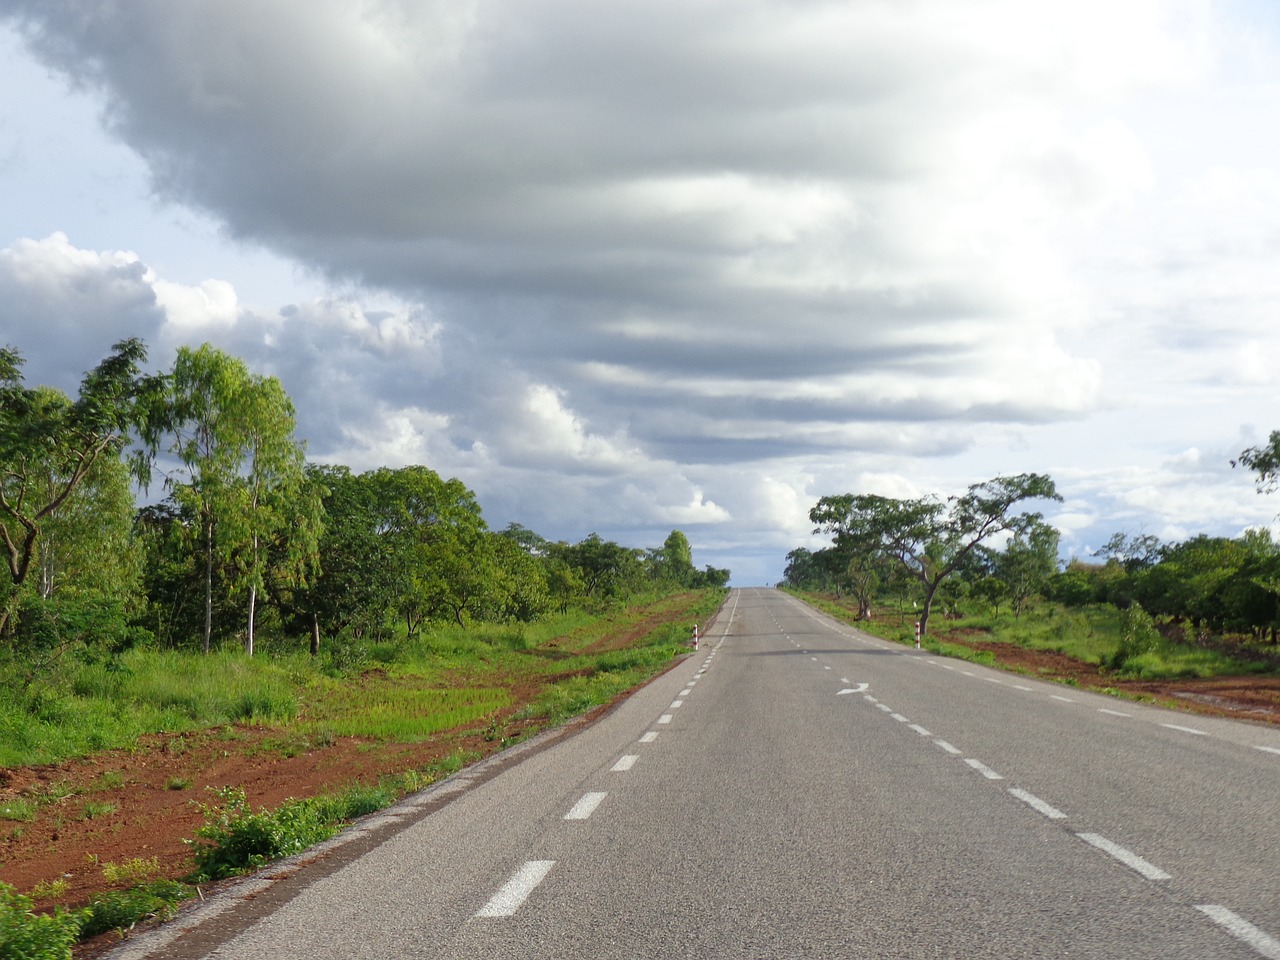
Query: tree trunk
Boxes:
[
  {"xmin": 203, "ymin": 519, "xmax": 213, "ymax": 654},
  {"xmin": 311, "ymin": 612, "xmax": 321, "ymax": 657},
  {"xmin": 246, "ymin": 583, "xmax": 256, "ymax": 657}
]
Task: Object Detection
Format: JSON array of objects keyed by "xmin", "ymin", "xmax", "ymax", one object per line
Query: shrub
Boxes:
[
  {"xmin": 80, "ymin": 880, "xmax": 192, "ymax": 939},
  {"xmin": 0, "ymin": 882, "xmax": 87, "ymax": 960}
]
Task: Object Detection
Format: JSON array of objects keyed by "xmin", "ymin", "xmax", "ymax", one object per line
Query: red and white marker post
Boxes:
[
  {"xmin": 692, "ymin": 624, "xmax": 699, "ymax": 650},
  {"xmin": 914, "ymin": 621, "xmax": 921, "ymax": 650}
]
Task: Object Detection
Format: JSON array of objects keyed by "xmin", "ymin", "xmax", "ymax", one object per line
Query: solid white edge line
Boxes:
[
  {"xmin": 611, "ymin": 755, "xmax": 638, "ymax": 772},
  {"xmin": 1196, "ymin": 905, "xmax": 1280, "ymax": 960},
  {"xmin": 963, "ymin": 758, "xmax": 1004, "ymax": 780},
  {"xmin": 1162, "ymin": 723, "xmax": 1209, "ymax": 736},
  {"xmin": 934, "ymin": 739, "xmax": 962, "ymax": 755},
  {"xmin": 1075, "ymin": 833, "xmax": 1171, "ymax": 880},
  {"xmin": 475, "ymin": 860, "xmax": 556, "ymax": 917},
  {"xmin": 1255, "ymin": 745, "xmax": 1280, "ymax": 756},
  {"xmin": 564, "ymin": 792, "xmax": 608, "ymax": 820},
  {"xmin": 1008, "ymin": 788, "xmax": 1067, "ymax": 820}
]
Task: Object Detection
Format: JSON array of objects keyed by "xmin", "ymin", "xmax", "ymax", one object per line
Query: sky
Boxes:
[{"xmin": 2, "ymin": 0, "xmax": 1280, "ymax": 586}]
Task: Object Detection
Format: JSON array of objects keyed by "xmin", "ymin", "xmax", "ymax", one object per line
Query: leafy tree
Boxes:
[
  {"xmin": 650, "ymin": 530, "xmax": 696, "ymax": 587},
  {"xmin": 995, "ymin": 520, "xmax": 1061, "ymax": 618},
  {"xmin": 1234, "ymin": 430, "xmax": 1280, "ymax": 494},
  {"xmin": 0, "ymin": 338, "xmax": 155, "ymax": 638},
  {"xmin": 811, "ymin": 474, "xmax": 1061, "ymax": 637}
]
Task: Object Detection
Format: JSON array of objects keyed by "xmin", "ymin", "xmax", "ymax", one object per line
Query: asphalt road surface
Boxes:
[{"xmin": 112, "ymin": 588, "xmax": 1280, "ymax": 959}]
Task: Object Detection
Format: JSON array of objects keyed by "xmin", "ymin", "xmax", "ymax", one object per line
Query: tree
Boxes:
[
  {"xmin": 0, "ymin": 339, "xmax": 155, "ymax": 638},
  {"xmin": 650, "ymin": 530, "xmax": 695, "ymax": 587},
  {"xmin": 1234, "ymin": 431, "xmax": 1280, "ymax": 494},
  {"xmin": 146, "ymin": 344, "xmax": 313, "ymax": 653},
  {"xmin": 995, "ymin": 520, "xmax": 1061, "ymax": 618},
  {"xmin": 811, "ymin": 474, "xmax": 1061, "ymax": 638}
]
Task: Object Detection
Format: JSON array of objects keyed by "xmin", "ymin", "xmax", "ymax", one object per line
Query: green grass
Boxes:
[{"xmin": 305, "ymin": 686, "xmax": 512, "ymax": 741}]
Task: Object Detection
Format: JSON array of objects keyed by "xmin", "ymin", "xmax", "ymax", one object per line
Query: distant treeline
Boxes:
[
  {"xmin": 785, "ymin": 465, "xmax": 1280, "ymax": 644},
  {"xmin": 0, "ymin": 338, "xmax": 729, "ymax": 668}
]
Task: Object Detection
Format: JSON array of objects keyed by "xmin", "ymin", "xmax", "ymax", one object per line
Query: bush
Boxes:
[
  {"xmin": 188, "ymin": 787, "xmax": 338, "ymax": 882},
  {"xmin": 80, "ymin": 880, "xmax": 192, "ymax": 939},
  {"xmin": 1105, "ymin": 604, "xmax": 1163, "ymax": 673},
  {"xmin": 0, "ymin": 882, "xmax": 87, "ymax": 960}
]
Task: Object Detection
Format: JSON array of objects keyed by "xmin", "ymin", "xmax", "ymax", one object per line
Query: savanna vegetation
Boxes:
[
  {"xmin": 0, "ymin": 339, "xmax": 729, "ymax": 955},
  {"xmin": 786, "ymin": 466, "xmax": 1280, "ymax": 682}
]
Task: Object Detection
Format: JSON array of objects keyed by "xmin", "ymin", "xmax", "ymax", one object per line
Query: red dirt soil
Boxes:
[{"xmin": 0, "ymin": 601, "xmax": 704, "ymax": 955}]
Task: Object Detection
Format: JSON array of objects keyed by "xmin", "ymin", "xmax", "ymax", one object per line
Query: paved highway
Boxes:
[{"xmin": 115, "ymin": 588, "xmax": 1280, "ymax": 959}]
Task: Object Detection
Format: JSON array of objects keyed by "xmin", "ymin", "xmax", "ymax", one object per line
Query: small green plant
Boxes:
[
  {"xmin": 0, "ymin": 881, "xmax": 87, "ymax": 959},
  {"xmin": 165, "ymin": 777, "xmax": 192, "ymax": 791},
  {"xmin": 80, "ymin": 880, "xmax": 192, "ymax": 939},
  {"xmin": 30, "ymin": 781, "xmax": 80, "ymax": 806},
  {"xmin": 29, "ymin": 878, "xmax": 70, "ymax": 902},
  {"xmin": 79, "ymin": 801, "xmax": 117, "ymax": 821},
  {"xmin": 94, "ymin": 770, "xmax": 125, "ymax": 791},
  {"xmin": 0, "ymin": 799, "xmax": 36, "ymax": 823},
  {"xmin": 99, "ymin": 856, "xmax": 160, "ymax": 886}
]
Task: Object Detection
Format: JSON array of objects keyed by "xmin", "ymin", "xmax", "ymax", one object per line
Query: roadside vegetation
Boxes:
[
  {"xmin": 785, "ymin": 466, "xmax": 1280, "ymax": 686},
  {"xmin": 0, "ymin": 337, "xmax": 728, "ymax": 956}
]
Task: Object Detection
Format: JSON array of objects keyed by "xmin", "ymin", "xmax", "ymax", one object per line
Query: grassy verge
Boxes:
[{"xmin": 784, "ymin": 588, "xmax": 1275, "ymax": 681}]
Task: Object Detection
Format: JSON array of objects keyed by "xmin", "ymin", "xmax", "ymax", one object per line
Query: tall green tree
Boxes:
[
  {"xmin": 995, "ymin": 520, "xmax": 1061, "ymax": 618},
  {"xmin": 811, "ymin": 474, "xmax": 1060, "ymax": 638},
  {"xmin": 146, "ymin": 344, "xmax": 314, "ymax": 653},
  {"xmin": 0, "ymin": 338, "xmax": 154, "ymax": 638}
]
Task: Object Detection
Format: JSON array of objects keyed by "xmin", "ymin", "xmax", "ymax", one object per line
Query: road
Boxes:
[{"xmin": 114, "ymin": 588, "xmax": 1280, "ymax": 959}]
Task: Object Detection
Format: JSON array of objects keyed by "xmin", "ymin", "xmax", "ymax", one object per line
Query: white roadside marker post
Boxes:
[
  {"xmin": 915, "ymin": 621, "xmax": 921, "ymax": 650},
  {"xmin": 693, "ymin": 624, "xmax": 699, "ymax": 650}
]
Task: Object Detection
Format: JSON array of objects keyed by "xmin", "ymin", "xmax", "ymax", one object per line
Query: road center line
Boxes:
[
  {"xmin": 1098, "ymin": 708, "xmax": 1131, "ymax": 717},
  {"xmin": 876, "ymin": 703, "xmax": 893, "ymax": 712},
  {"xmin": 1050, "ymin": 695, "xmax": 1076, "ymax": 703},
  {"xmin": 890, "ymin": 713, "xmax": 909, "ymax": 722},
  {"xmin": 1008, "ymin": 788, "xmax": 1066, "ymax": 820},
  {"xmin": 611, "ymin": 755, "xmax": 638, "ymax": 772},
  {"xmin": 1196, "ymin": 905, "xmax": 1280, "ymax": 959},
  {"xmin": 964, "ymin": 758, "xmax": 1004, "ymax": 780},
  {"xmin": 1255, "ymin": 745, "xmax": 1280, "ymax": 756},
  {"xmin": 934, "ymin": 739, "xmax": 962, "ymax": 755},
  {"xmin": 670, "ymin": 699, "xmax": 684, "ymax": 709},
  {"xmin": 908, "ymin": 724, "xmax": 931, "ymax": 736},
  {"xmin": 564, "ymin": 792, "xmax": 608, "ymax": 820},
  {"xmin": 1075, "ymin": 833, "xmax": 1171, "ymax": 881},
  {"xmin": 639, "ymin": 732, "xmax": 658, "ymax": 743},
  {"xmin": 1012, "ymin": 684, "xmax": 1033, "ymax": 691},
  {"xmin": 1161, "ymin": 723, "xmax": 1209, "ymax": 736},
  {"xmin": 657, "ymin": 714, "xmax": 672, "ymax": 724},
  {"xmin": 475, "ymin": 860, "xmax": 556, "ymax": 917}
]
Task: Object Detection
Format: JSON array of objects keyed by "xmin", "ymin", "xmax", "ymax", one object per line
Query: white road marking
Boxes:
[
  {"xmin": 611, "ymin": 755, "xmax": 638, "ymax": 772},
  {"xmin": 1196, "ymin": 905, "xmax": 1280, "ymax": 959},
  {"xmin": 940, "ymin": 664, "xmax": 956, "ymax": 670},
  {"xmin": 1162, "ymin": 723, "xmax": 1209, "ymax": 736},
  {"xmin": 657, "ymin": 714, "xmax": 673, "ymax": 724},
  {"xmin": 1012, "ymin": 684, "xmax": 1034, "ymax": 691},
  {"xmin": 864, "ymin": 695, "xmax": 877, "ymax": 703},
  {"xmin": 564, "ymin": 792, "xmax": 608, "ymax": 820},
  {"xmin": 824, "ymin": 665, "xmax": 832, "ymax": 670},
  {"xmin": 908, "ymin": 724, "xmax": 931, "ymax": 736},
  {"xmin": 1255, "ymin": 746, "xmax": 1280, "ymax": 756},
  {"xmin": 984, "ymin": 677, "xmax": 1003, "ymax": 684},
  {"xmin": 640, "ymin": 732, "xmax": 658, "ymax": 743},
  {"xmin": 962, "ymin": 671, "xmax": 976, "ymax": 677},
  {"xmin": 1099, "ymin": 708, "xmax": 1131, "ymax": 717},
  {"xmin": 1076, "ymin": 833, "xmax": 1171, "ymax": 881},
  {"xmin": 964, "ymin": 758, "xmax": 1004, "ymax": 780},
  {"xmin": 475, "ymin": 860, "xmax": 556, "ymax": 917},
  {"xmin": 680, "ymin": 689, "xmax": 692, "ymax": 696},
  {"xmin": 934, "ymin": 740, "xmax": 962, "ymax": 755},
  {"xmin": 876, "ymin": 703, "xmax": 893, "ymax": 712},
  {"xmin": 1008, "ymin": 788, "xmax": 1066, "ymax": 820},
  {"xmin": 890, "ymin": 713, "xmax": 909, "ymax": 722},
  {"xmin": 1050, "ymin": 695, "xmax": 1076, "ymax": 703},
  {"xmin": 670, "ymin": 699, "xmax": 684, "ymax": 709}
]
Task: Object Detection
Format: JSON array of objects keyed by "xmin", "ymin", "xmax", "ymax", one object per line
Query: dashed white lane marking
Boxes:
[
  {"xmin": 1162, "ymin": 723, "xmax": 1209, "ymax": 736},
  {"xmin": 1050, "ymin": 695, "xmax": 1076, "ymax": 703},
  {"xmin": 1099, "ymin": 708, "xmax": 1131, "ymax": 717},
  {"xmin": 640, "ymin": 732, "xmax": 658, "ymax": 743},
  {"xmin": 964, "ymin": 758, "xmax": 1004, "ymax": 780},
  {"xmin": 984, "ymin": 677, "xmax": 1003, "ymax": 684},
  {"xmin": 657, "ymin": 714, "xmax": 673, "ymax": 724},
  {"xmin": 824, "ymin": 665, "xmax": 832, "ymax": 670},
  {"xmin": 890, "ymin": 713, "xmax": 909, "ymax": 722},
  {"xmin": 564, "ymin": 792, "xmax": 608, "ymax": 820},
  {"xmin": 940, "ymin": 664, "xmax": 956, "ymax": 670},
  {"xmin": 908, "ymin": 724, "xmax": 931, "ymax": 736},
  {"xmin": 1012, "ymin": 685, "xmax": 1033, "ymax": 691},
  {"xmin": 876, "ymin": 703, "xmax": 893, "ymax": 712},
  {"xmin": 1008, "ymin": 788, "xmax": 1067, "ymax": 820},
  {"xmin": 1196, "ymin": 905, "xmax": 1280, "ymax": 959},
  {"xmin": 1255, "ymin": 746, "xmax": 1280, "ymax": 756},
  {"xmin": 864, "ymin": 695, "xmax": 877, "ymax": 703},
  {"xmin": 961, "ymin": 671, "xmax": 976, "ymax": 677},
  {"xmin": 680, "ymin": 689, "xmax": 692, "ymax": 696},
  {"xmin": 1076, "ymin": 833, "xmax": 1171, "ymax": 881},
  {"xmin": 611, "ymin": 755, "xmax": 638, "ymax": 772},
  {"xmin": 670, "ymin": 699, "xmax": 684, "ymax": 709},
  {"xmin": 934, "ymin": 739, "xmax": 961, "ymax": 755},
  {"xmin": 475, "ymin": 860, "xmax": 556, "ymax": 917}
]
